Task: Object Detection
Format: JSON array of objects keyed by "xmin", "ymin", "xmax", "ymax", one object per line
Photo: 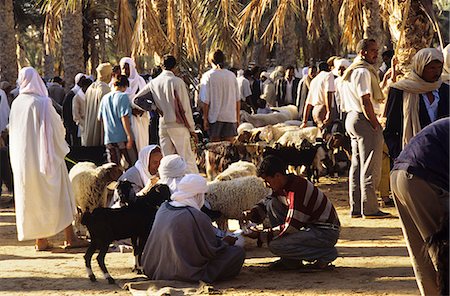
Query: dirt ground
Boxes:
[{"xmin": 0, "ymin": 177, "xmax": 419, "ymax": 296}]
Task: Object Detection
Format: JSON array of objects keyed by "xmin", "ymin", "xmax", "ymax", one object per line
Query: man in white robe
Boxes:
[
  {"xmin": 83, "ymin": 63, "xmax": 112, "ymax": 146},
  {"xmin": 120, "ymin": 57, "xmax": 149, "ymax": 152},
  {"xmin": 9, "ymin": 67, "xmax": 85, "ymax": 250}
]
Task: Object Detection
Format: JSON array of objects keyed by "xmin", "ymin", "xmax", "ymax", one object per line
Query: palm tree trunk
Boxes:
[
  {"xmin": 275, "ymin": 14, "xmax": 299, "ymax": 67},
  {"xmin": 0, "ymin": 0, "xmax": 18, "ymax": 84},
  {"xmin": 387, "ymin": 0, "xmax": 434, "ymax": 74},
  {"xmin": 62, "ymin": 2, "xmax": 85, "ymax": 90}
]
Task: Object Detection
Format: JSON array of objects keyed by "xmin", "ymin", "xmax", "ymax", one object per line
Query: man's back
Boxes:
[
  {"xmin": 200, "ymin": 69, "xmax": 239, "ymax": 123},
  {"xmin": 48, "ymin": 83, "xmax": 66, "ymax": 105}
]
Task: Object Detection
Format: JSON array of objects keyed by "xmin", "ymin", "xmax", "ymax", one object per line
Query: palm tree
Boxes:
[
  {"xmin": 380, "ymin": 0, "xmax": 436, "ymax": 74},
  {"xmin": 0, "ymin": 0, "xmax": 19, "ymax": 84},
  {"xmin": 62, "ymin": 2, "xmax": 85, "ymax": 89}
]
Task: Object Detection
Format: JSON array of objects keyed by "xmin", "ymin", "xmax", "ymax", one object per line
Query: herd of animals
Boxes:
[{"xmin": 66, "ymin": 104, "xmax": 352, "ymax": 284}]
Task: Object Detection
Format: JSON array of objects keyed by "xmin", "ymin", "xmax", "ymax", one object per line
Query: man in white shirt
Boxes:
[
  {"xmin": 199, "ymin": 50, "xmax": 240, "ymax": 142},
  {"xmin": 301, "ymin": 62, "xmax": 335, "ymax": 129},
  {"xmin": 134, "ymin": 55, "xmax": 198, "ymax": 173},
  {"xmin": 340, "ymin": 39, "xmax": 391, "ymax": 219},
  {"xmin": 236, "ymin": 69, "xmax": 252, "ymax": 104}
]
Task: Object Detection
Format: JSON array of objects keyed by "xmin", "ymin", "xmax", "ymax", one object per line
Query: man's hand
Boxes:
[
  {"xmin": 126, "ymin": 138, "xmax": 133, "ymax": 150},
  {"xmin": 241, "ymin": 208, "xmax": 260, "ymax": 223},
  {"xmin": 242, "ymin": 229, "xmax": 260, "ymax": 240},
  {"xmin": 323, "ymin": 111, "xmax": 331, "ymax": 126},
  {"xmin": 222, "ymin": 236, "xmax": 238, "ymax": 246},
  {"xmin": 300, "ymin": 121, "xmax": 308, "ymax": 128},
  {"xmin": 190, "ymin": 131, "xmax": 198, "ymax": 144}
]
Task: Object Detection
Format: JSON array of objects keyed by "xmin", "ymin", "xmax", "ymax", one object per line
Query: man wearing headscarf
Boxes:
[
  {"xmin": 384, "ymin": 48, "xmax": 449, "ymax": 161},
  {"xmin": 260, "ymin": 71, "xmax": 276, "ymax": 108},
  {"xmin": 134, "ymin": 55, "xmax": 198, "ymax": 173},
  {"xmin": 83, "ymin": 63, "xmax": 112, "ymax": 146},
  {"xmin": 120, "ymin": 57, "xmax": 149, "ymax": 152},
  {"xmin": 9, "ymin": 67, "xmax": 86, "ymax": 250},
  {"xmin": 62, "ymin": 73, "xmax": 87, "ymax": 146},
  {"xmin": 157, "ymin": 154, "xmax": 187, "ymax": 193},
  {"xmin": 112, "ymin": 145, "xmax": 162, "ymax": 207},
  {"xmin": 142, "ymin": 174, "xmax": 245, "ymax": 283},
  {"xmin": 340, "ymin": 39, "xmax": 390, "ymax": 219}
]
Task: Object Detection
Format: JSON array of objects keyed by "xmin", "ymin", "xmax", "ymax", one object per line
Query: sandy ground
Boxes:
[{"xmin": 0, "ymin": 177, "xmax": 419, "ymax": 296}]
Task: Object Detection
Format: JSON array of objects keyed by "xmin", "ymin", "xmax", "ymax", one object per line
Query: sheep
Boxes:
[
  {"xmin": 237, "ymin": 122, "xmax": 255, "ymax": 134},
  {"xmin": 81, "ymin": 183, "xmax": 171, "ymax": 284},
  {"xmin": 204, "ymin": 141, "xmax": 240, "ymax": 181},
  {"xmin": 214, "ymin": 161, "xmax": 257, "ymax": 181},
  {"xmin": 206, "ymin": 176, "xmax": 272, "ymax": 230},
  {"xmin": 69, "ymin": 162, "xmax": 123, "ymax": 236},
  {"xmin": 276, "ymin": 127, "xmax": 321, "ymax": 147},
  {"xmin": 271, "ymin": 105, "xmax": 299, "ymax": 119},
  {"xmin": 240, "ymin": 110, "xmax": 292, "ymax": 128}
]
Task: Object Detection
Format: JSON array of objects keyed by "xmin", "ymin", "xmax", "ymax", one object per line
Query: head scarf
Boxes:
[
  {"xmin": 157, "ymin": 154, "xmax": 187, "ymax": 193},
  {"xmin": 260, "ymin": 71, "xmax": 269, "ymax": 79},
  {"xmin": 237, "ymin": 69, "xmax": 244, "ymax": 77},
  {"xmin": 0, "ymin": 81, "xmax": 11, "ymax": 92},
  {"xmin": 134, "ymin": 145, "xmax": 160, "ymax": 185},
  {"xmin": 392, "ymin": 48, "xmax": 444, "ymax": 148},
  {"xmin": 170, "ymin": 174, "xmax": 208, "ymax": 211},
  {"xmin": 71, "ymin": 72, "xmax": 86, "ymax": 100},
  {"xmin": 302, "ymin": 67, "xmax": 309, "ymax": 77},
  {"xmin": 442, "ymin": 44, "xmax": 450, "ymax": 84},
  {"xmin": 119, "ymin": 57, "xmax": 146, "ymax": 100},
  {"xmin": 97, "ymin": 63, "xmax": 112, "ymax": 84},
  {"xmin": 18, "ymin": 67, "xmax": 56, "ymax": 174}
]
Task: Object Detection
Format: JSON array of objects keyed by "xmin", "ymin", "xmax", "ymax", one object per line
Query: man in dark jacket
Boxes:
[{"xmin": 275, "ymin": 66, "xmax": 300, "ymax": 106}]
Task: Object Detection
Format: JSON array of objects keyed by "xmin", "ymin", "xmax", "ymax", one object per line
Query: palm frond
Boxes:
[
  {"xmin": 195, "ymin": 0, "xmax": 242, "ymax": 63},
  {"xmin": 262, "ymin": 0, "xmax": 299, "ymax": 48},
  {"xmin": 338, "ymin": 0, "xmax": 364, "ymax": 51},
  {"xmin": 117, "ymin": 0, "xmax": 134, "ymax": 55},
  {"xmin": 131, "ymin": 0, "xmax": 173, "ymax": 58},
  {"xmin": 178, "ymin": 0, "xmax": 201, "ymax": 60}
]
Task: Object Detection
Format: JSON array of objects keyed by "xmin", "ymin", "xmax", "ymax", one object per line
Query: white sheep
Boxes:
[
  {"xmin": 69, "ymin": 162, "xmax": 124, "ymax": 213},
  {"xmin": 240, "ymin": 110, "xmax": 291, "ymax": 128},
  {"xmin": 214, "ymin": 161, "xmax": 257, "ymax": 181},
  {"xmin": 271, "ymin": 105, "xmax": 299, "ymax": 119},
  {"xmin": 276, "ymin": 127, "xmax": 322, "ymax": 147},
  {"xmin": 237, "ymin": 122, "xmax": 255, "ymax": 134},
  {"xmin": 206, "ymin": 176, "xmax": 272, "ymax": 230}
]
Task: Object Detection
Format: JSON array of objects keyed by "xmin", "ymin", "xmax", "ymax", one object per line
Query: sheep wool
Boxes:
[
  {"xmin": 276, "ymin": 127, "xmax": 321, "ymax": 147},
  {"xmin": 214, "ymin": 161, "xmax": 257, "ymax": 181},
  {"xmin": 206, "ymin": 176, "xmax": 272, "ymax": 229},
  {"xmin": 240, "ymin": 110, "xmax": 292, "ymax": 128}
]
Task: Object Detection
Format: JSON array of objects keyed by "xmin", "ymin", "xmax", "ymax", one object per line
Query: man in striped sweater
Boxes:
[{"xmin": 244, "ymin": 155, "xmax": 340, "ymax": 271}]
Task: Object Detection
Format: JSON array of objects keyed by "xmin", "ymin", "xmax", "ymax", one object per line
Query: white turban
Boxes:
[
  {"xmin": 158, "ymin": 154, "xmax": 187, "ymax": 193},
  {"xmin": 260, "ymin": 71, "xmax": 269, "ymax": 79},
  {"xmin": 170, "ymin": 174, "xmax": 208, "ymax": 211},
  {"xmin": 237, "ymin": 69, "xmax": 244, "ymax": 77},
  {"xmin": 119, "ymin": 57, "xmax": 146, "ymax": 100},
  {"xmin": 333, "ymin": 59, "xmax": 351, "ymax": 76},
  {"xmin": 302, "ymin": 67, "xmax": 309, "ymax": 77},
  {"xmin": 134, "ymin": 145, "xmax": 160, "ymax": 185}
]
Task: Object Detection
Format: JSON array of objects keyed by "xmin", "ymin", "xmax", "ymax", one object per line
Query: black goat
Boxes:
[
  {"xmin": 81, "ymin": 183, "xmax": 171, "ymax": 284},
  {"xmin": 263, "ymin": 141, "xmax": 324, "ymax": 182}
]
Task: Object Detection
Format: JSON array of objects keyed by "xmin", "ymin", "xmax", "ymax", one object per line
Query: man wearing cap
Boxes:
[{"xmin": 142, "ymin": 174, "xmax": 245, "ymax": 283}]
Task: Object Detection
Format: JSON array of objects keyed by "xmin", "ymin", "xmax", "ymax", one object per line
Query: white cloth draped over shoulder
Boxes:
[
  {"xmin": 120, "ymin": 57, "xmax": 149, "ymax": 151},
  {"xmin": 9, "ymin": 67, "xmax": 76, "ymax": 241}
]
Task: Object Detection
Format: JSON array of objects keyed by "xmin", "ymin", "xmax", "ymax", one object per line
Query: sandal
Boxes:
[
  {"xmin": 63, "ymin": 239, "xmax": 90, "ymax": 249},
  {"xmin": 35, "ymin": 242, "xmax": 54, "ymax": 252}
]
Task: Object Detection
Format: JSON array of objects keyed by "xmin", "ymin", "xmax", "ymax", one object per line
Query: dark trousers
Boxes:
[{"xmin": 0, "ymin": 147, "xmax": 13, "ymax": 193}]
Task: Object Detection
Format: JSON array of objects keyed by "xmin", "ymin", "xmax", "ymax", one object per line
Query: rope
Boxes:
[{"xmin": 64, "ymin": 156, "xmax": 78, "ymax": 165}]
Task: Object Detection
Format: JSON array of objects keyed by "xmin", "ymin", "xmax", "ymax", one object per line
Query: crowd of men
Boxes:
[{"xmin": 0, "ymin": 39, "xmax": 449, "ymax": 295}]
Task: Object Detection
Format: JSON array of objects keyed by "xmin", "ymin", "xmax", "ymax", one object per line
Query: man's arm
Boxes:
[
  {"xmin": 361, "ymin": 94, "xmax": 380, "ymax": 130},
  {"xmin": 202, "ymin": 103, "xmax": 210, "ymax": 131},
  {"xmin": 324, "ymin": 91, "xmax": 334, "ymax": 125},
  {"xmin": 301, "ymin": 104, "xmax": 313, "ymax": 128},
  {"xmin": 236, "ymin": 100, "xmax": 241, "ymax": 126},
  {"xmin": 121, "ymin": 115, "xmax": 134, "ymax": 150}
]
